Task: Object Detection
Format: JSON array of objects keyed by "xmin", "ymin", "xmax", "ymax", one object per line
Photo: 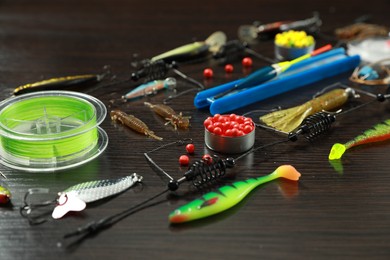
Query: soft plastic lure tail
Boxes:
[
  {"xmin": 52, "ymin": 173, "xmax": 143, "ymax": 219},
  {"xmin": 329, "ymin": 119, "xmax": 390, "ymax": 160},
  {"xmin": 260, "ymin": 88, "xmax": 354, "ymax": 133},
  {"xmin": 13, "ymin": 74, "xmax": 105, "ymax": 96},
  {"xmin": 169, "ymin": 165, "xmax": 301, "ymax": 224},
  {"xmin": 150, "ymin": 31, "xmax": 226, "ymax": 63}
]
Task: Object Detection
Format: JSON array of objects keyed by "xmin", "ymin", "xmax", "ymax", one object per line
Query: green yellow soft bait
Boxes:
[
  {"xmin": 169, "ymin": 165, "xmax": 301, "ymax": 224},
  {"xmin": 329, "ymin": 119, "xmax": 390, "ymax": 160},
  {"xmin": 0, "ymin": 91, "xmax": 108, "ymax": 172}
]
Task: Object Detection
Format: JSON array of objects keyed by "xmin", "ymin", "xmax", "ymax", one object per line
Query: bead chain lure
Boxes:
[
  {"xmin": 328, "ymin": 119, "xmax": 390, "ymax": 160},
  {"xmin": 169, "ymin": 165, "xmax": 301, "ymax": 223}
]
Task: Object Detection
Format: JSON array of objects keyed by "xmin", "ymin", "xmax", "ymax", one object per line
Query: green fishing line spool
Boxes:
[{"xmin": 0, "ymin": 91, "xmax": 108, "ymax": 172}]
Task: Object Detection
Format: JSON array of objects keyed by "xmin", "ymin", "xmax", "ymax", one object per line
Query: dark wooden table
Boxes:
[{"xmin": 1, "ymin": 0, "xmax": 390, "ymax": 259}]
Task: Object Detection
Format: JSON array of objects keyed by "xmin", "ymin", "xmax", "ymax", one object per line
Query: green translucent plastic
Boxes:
[{"xmin": 0, "ymin": 91, "xmax": 107, "ymax": 171}]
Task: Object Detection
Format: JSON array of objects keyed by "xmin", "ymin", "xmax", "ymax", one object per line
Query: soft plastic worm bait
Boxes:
[
  {"xmin": 144, "ymin": 102, "xmax": 190, "ymax": 129},
  {"xmin": 13, "ymin": 74, "xmax": 105, "ymax": 96},
  {"xmin": 150, "ymin": 31, "xmax": 226, "ymax": 63},
  {"xmin": 260, "ymin": 88, "xmax": 355, "ymax": 133},
  {"xmin": 110, "ymin": 109, "xmax": 163, "ymax": 140},
  {"xmin": 169, "ymin": 165, "xmax": 301, "ymax": 224},
  {"xmin": 329, "ymin": 119, "xmax": 390, "ymax": 160}
]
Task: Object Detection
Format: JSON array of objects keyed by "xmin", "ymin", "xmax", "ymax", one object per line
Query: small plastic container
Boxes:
[
  {"xmin": 0, "ymin": 91, "xmax": 108, "ymax": 172},
  {"xmin": 275, "ymin": 43, "xmax": 315, "ymax": 61}
]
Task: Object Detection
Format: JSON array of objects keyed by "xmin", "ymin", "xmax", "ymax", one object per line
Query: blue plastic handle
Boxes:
[
  {"xmin": 194, "ymin": 48, "xmax": 347, "ymax": 110},
  {"xmin": 208, "ymin": 54, "xmax": 360, "ymax": 115}
]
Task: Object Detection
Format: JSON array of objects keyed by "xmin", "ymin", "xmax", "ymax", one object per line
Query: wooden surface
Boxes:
[{"xmin": 1, "ymin": 0, "xmax": 390, "ymax": 259}]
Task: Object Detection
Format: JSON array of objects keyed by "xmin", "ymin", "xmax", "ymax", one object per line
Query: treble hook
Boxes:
[{"xmin": 20, "ymin": 188, "xmax": 57, "ymax": 225}]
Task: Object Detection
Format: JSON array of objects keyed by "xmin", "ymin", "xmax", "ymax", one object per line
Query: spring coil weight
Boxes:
[
  {"xmin": 168, "ymin": 155, "xmax": 235, "ymax": 191},
  {"xmin": 131, "ymin": 60, "xmax": 171, "ymax": 82},
  {"xmin": 289, "ymin": 111, "xmax": 336, "ymax": 141}
]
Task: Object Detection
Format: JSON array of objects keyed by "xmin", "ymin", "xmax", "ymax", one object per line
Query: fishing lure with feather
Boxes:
[
  {"xmin": 21, "ymin": 173, "xmax": 143, "ymax": 223},
  {"xmin": 328, "ymin": 119, "xmax": 390, "ymax": 160},
  {"xmin": 169, "ymin": 165, "xmax": 301, "ymax": 224}
]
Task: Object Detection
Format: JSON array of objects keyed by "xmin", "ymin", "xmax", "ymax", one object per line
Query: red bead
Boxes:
[
  {"xmin": 203, "ymin": 68, "xmax": 214, "ymax": 78},
  {"xmin": 203, "ymin": 119, "xmax": 213, "ymax": 128},
  {"xmin": 202, "ymin": 154, "xmax": 213, "ymax": 164},
  {"xmin": 206, "ymin": 124, "xmax": 214, "ymax": 133},
  {"xmin": 213, "ymin": 127, "xmax": 222, "ymax": 135},
  {"xmin": 225, "ymin": 129, "xmax": 233, "ymax": 136},
  {"xmin": 224, "ymin": 64, "xmax": 234, "ymax": 73},
  {"xmin": 243, "ymin": 125, "xmax": 254, "ymax": 134},
  {"xmin": 179, "ymin": 155, "xmax": 190, "ymax": 166},
  {"xmin": 186, "ymin": 143, "xmax": 195, "ymax": 154},
  {"xmin": 242, "ymin": 57, "xmax": 253, "ymax": 67}
]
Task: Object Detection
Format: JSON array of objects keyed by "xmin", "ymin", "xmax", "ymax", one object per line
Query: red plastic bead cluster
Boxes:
[
  {"xmin": 178, "ymin": 143, "xmax": 213, "ymax": 166},
  {"xmin": 204, "ymin": 114, "xmax": 254, "ymax": 137}
]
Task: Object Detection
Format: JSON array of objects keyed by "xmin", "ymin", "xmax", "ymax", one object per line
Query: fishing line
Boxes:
[{"xmin": 0, "ymin": 91, "xmax": 108, "ymax": 172}]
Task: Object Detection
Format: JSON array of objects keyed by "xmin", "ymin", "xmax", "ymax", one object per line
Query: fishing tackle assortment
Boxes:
[
  {"xmin": 260, "ymin": 87, "xmax": 356, "ymax": 133},
  {"xmin": 130, "ymin": 59, "xmax": 205, "ymax": 103},
  {"xmin": 110, "ymin": 109, "xmax": 163, "ymax": 140},
  {"xmin": 5, "ymin": 8, "xmax": 390, "ymax": 248},
  {"xmin": 328, "ymin": 119, "xmax": 390, "ymax": 160},
  {"xmin": 144, "ymin": 102, "xmax": 190, "ymax": 130},
  {"xmin": 62, "ymin": 141, "xmax": 236, "ymax": 241},
  {"xmin": 169, "ymin": 165, "xmax": 301, "ymax": 224},
  {"xmin": 20, "ymin": 173, "xmax": 143, "ymax": 224}
]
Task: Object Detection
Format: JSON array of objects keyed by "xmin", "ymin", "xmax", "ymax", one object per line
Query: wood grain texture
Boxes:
[{"xmin": 1, "ymin": 0, "xmax": 390, "ymax": 259}]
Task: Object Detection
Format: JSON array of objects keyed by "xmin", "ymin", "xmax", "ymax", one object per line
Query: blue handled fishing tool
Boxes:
[
  {"xmin": 194, "ymin": 47, "xmax": 361, "ymax": 115},
  {"xmin": 213, "ymin": 44, "xmax": 332, "ymax": 99}
]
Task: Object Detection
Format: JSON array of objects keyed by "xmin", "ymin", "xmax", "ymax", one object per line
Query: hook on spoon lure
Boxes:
[{"xmin": 20, "ymin": 173, "xmax": 143, "ymax": 224}]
